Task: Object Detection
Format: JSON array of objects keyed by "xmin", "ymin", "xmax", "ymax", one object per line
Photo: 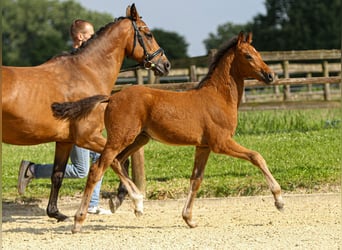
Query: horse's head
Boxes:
[
  {"xmin": 235, "ymin": 32, "xmax": 275, "ymax": 84},
  {"xmin": 125, "ymin": 4, "xmax": 171, "ymax": 76}
]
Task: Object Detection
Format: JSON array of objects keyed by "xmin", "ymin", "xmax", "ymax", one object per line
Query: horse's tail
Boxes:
[{"xmin": 51, "ymin": 95, "xmax": 109, "ymax": 121}]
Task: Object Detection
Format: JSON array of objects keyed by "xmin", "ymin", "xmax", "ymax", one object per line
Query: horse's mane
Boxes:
[
  {"xmin": 53, "ymin": 17, "xmax": 129, "ymax": 59},
  {"xmin": 195, "ymin": 35, "xmax": 239, "ymax": 89}
]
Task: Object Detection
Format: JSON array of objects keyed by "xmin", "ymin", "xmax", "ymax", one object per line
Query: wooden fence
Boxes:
[{"xmin": 114, "ymin": 49, "xmax": 341, "ymax": 104}]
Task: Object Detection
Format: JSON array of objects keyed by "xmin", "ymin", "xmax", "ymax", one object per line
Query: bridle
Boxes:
[{"xmin": 120, "ymin": 17, "xmax": 164, "ymax": 72}]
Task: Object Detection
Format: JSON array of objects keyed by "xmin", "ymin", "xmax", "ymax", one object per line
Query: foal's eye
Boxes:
[{"xmin": 245, "ymin": 54, "xmax": 253, "ymax": 60}]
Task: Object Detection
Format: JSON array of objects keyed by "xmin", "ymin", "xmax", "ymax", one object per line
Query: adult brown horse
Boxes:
[
  {"xmin": 52, "ymin": 32, "xmax": 284, "ymax": 233},
  {"xmin": 2, "ymin": 4, "xmax": 170, "ymax": 222}
]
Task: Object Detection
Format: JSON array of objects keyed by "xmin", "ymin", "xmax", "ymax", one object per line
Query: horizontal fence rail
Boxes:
[{"xmin": 115, "ymin": 49, "xmax": 341, "ymax": 104}]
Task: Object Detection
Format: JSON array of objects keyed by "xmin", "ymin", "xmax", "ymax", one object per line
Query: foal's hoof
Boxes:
[
  {"xmin": 184, "ymin": 219, "xmax": 198, "ymax": 228},
  {"xmin": 275, "ymin": 200, "xmax": 285, "ymax": 212},
  {"xmin": 71, "ymin": 227, "xmax": 81, "ymax": 234},
  {"xmin": 134, "ymin": 209, "xmax": 143, "ymax": 217}
]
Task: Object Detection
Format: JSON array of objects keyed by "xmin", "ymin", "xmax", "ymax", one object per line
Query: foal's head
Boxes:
[
  {"xmin": 234, "ymin": 32, "xmax": 274, "ymax": 84},
  {"xmin": 125, "ymin": 4, "xmax": 171, "ymax": 76}
]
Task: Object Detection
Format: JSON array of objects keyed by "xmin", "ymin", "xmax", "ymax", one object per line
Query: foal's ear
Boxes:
[
  {"xmin": 237, "ymin": 31, "xmax": 245, "ymax": 46},
  {"xmin": 126, "ymin": 5, "xmax": 131, "ymax": 17},
  {"xmin": 130, "ymin": 3, "xmax": 141, "ymax": 21},
  {"xmin": 246, "ymin": 32, "xmax": 253, "ymax": 44}
]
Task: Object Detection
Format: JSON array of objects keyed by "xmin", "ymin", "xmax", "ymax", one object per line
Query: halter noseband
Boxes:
[{"xmin": 130, "ymin": 18, "xmax": 164, "ymax": 70}]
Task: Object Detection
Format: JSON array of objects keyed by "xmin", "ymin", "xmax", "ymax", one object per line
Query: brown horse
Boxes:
[
  {"xmin": 2, "ymin": 4, "xmax": 170, "ymax": 222},
  {"xmin": 52, "ymin": 32, "xmax": 284, "ymax": 233}
]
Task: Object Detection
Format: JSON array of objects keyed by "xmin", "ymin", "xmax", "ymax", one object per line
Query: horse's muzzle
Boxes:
[{"xmin": 153, "ymin": 60, "xmax": 171, "ymax": 76}]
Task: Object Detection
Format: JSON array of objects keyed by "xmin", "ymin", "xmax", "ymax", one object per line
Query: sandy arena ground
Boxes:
[{"xmin": 2, "ymin": 193, "xmax": 341, "ymax": 249}]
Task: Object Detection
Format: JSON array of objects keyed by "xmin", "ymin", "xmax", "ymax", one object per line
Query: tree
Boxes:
[
  {"xmin": 250, "ymin": 0, "xmax": 341, "ymax": 50},
  {"xmin": 152, "ymin": 28, "xmax": 189, "ymax": 60},
  {"xmin": 2, "ymin": 0, "xmax": 113, "ymax": 66},
  {"xmin": 203, "ymin": 0, "xmax": 341, "ymax": 52},
  {"xmin": 203, "ymin": 22, "xmax": 247, "ymax": 52}
]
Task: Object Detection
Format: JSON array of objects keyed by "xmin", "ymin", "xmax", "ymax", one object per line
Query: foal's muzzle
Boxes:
[{"xmin": 262, "ymin": 71, "xmax": 275, "ymax": 84}]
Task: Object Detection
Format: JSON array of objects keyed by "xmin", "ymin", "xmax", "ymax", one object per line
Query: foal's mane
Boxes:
[{"xmin": 195, "ymin": 35, "xmax": 239, "ymax": 89}]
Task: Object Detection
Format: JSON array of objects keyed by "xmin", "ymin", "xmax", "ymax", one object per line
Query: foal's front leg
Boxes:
[{"xmin": 182, "ymin": 146, "xmax": 211, "ymax": 228}]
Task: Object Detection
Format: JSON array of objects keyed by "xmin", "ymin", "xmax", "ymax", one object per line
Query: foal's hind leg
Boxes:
[
  {"xmin": 214, "ymin": 138, "xmax": 284, "ymax": 210},
  {"xmin": 109, "ymin": 133, "xmax": 150, "ymax": 213},
  {"xmin": 182, "ymin": 146, "xmax": 211, "ymax": 228},
  {"xmin": 110, "ymin": 159, "xmax": 144, "ymax": 217},
  {"xmin": 47, "ymin": 142, "xmax": 73, "ymax": 222}
]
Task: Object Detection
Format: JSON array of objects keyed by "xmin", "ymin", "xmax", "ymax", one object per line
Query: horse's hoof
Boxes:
[
  {"xmin": 48, "ymin": 211, "xmax": 69, "ymax": 222},
  {"xmin": 56, "ymin": 214, "xmax": 69, "ymax": 222},
  {"xmin": 59, "ymin": 216, "xmax": 72, "ymax": 222}
]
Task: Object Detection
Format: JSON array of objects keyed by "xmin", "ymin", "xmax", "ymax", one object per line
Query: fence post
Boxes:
[
  {"xmin": 306, "ymin": 72, "xmax": 312, "ymax": 96},
  {"xmin": 282, "ymin": 60, "xmax": 291, "ymax": 101},
  {"xmin": 131, "ymin": 69, "xmax": 146, "ymax": 194},
  {"xmin": 322, "ymin": 61, "xmax": 331, "ymax": 101},
  {"xmin": 189, "ymin": 65, "xmax": 197, "ymax": 82},
  {"xmin": 148, "ymin": 69, "xmax": 156, "ymax": 84},
  {"xmin": 135, "ymin": 69, "xmax": 144, "ymax": 84}
]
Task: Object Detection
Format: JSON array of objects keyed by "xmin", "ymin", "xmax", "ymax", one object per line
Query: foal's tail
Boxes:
[{"xmin": 51, "ymin": 95, "xmax": 109, "ymax": 121}]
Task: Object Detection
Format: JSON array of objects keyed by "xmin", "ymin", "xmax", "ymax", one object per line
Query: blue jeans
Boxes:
[{"xmin": 33, "ymin": 145, "xmax": 102, "ymax": 207}]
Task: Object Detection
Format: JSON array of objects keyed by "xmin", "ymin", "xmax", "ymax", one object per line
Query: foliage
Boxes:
[
  {"xmin": 249, "ymin": 0, "xmax": 341, "ymax": 51},
  {"xmin": 2, "ymin": 0, "xmax": 114, "ymax": 66},
  {"xmin": 3, "ymin": 0, "xmax": 339, "ymax": 67},
  {"xmin": 204, "ymin": 0, "xmax": 341, "ymax": 52},
  {"xmin": 2, "ymin": 0, "xmax": 190, "ymax": 67},
  {"xmin": 2, "ymin": 108, "xmax": 340, "ymax": 199},
  {"xmin": 203, "ymin": 22, "xmax": 247, "ymax": 53},
  {"xmin": 152, "ymin": 29, "xmax": 189, "ymax": 60}
]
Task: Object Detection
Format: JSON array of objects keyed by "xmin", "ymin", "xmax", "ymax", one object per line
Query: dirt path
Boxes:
[{"xmin": 2, "ymin": 193, "xmax": 341, "ymax": 250}]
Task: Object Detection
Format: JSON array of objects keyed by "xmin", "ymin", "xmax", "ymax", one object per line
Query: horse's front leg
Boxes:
[
  {"xmin": 47, "ymin": 142, "xmax": 72, "ymax": 222},
  {"xmin": 214, "ymin": 138, "xmax": 284, "ymax": 210},
  {"xmin": 182, "ymin": 146, "xmax": 211, "ymax": 228}
]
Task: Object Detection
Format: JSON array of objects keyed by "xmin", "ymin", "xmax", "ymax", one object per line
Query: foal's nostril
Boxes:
[{"xmin": 268, "ymin": 73, "xmax": 273, "ymax": 82}]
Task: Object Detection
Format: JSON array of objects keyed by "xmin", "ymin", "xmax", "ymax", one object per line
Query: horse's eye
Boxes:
[
  {"xmin": 245, "ymin": 54, "xmax": 253, "ymax": 60},
  {"xmin": 145, "ymin": 32, "xmax": 153, "ymax": 39}
]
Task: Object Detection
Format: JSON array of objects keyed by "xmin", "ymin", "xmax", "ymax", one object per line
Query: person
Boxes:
[{"xmin": 17, "ymin": 19, "xmax": 111, "ymax": 215}]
